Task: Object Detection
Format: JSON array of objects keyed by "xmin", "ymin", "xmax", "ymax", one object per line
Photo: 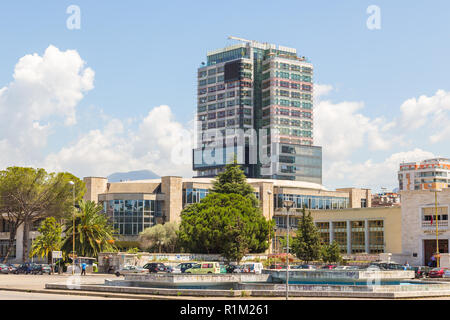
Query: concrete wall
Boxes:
[
  {"xmin": 161, "ymin": 176, "xmax": 183, "ymax": 223},
  {"xmin": 83, "ymin": 177, "xmax": 108, "ymax": 203},
  {"xmin": 336, "ymin": 188, "xmax": 372, "ymax": 208}
]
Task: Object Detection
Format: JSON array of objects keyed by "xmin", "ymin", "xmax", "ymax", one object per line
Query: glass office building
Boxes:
[
  {"xmin": 194, "ymin": 38, "xmax": 322, "ymax": 183},
  {"xmin": 103, "ymin": 199, "xmax": 163, "ymax": 236}
]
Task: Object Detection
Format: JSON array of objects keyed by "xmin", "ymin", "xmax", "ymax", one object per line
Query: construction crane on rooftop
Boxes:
[{"xmin": 228, "ymin": 36, "xmax": 266, "ymax": 46}]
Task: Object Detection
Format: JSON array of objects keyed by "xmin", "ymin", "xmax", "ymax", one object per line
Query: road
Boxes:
[{"xmin": 0, "ymin": 290, "xmax": 126, "ymax": 300}]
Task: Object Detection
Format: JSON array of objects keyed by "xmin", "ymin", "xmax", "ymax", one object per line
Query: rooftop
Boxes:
[{"xmin": 111, "ymin": 177, "xmax": 331, "ymax": 191}]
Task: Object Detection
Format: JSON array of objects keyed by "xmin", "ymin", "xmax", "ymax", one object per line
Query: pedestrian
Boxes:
[
  {"xmin": 431, "ymin": 254, "xmax": 437, "ymax": 267},
  {"xmin": 81, "ymin": 262, "xmax": 87, "ymax": 276}
]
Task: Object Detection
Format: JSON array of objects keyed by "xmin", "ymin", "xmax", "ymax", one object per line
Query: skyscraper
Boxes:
[{"xmin": 193, "ymin": 37, "xmax": 322, "ymax": 183}]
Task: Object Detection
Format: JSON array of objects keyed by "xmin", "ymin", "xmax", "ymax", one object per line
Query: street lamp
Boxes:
[
  {"xmin": 283, "ymin": 199, "xmax": 294, "ymax": 301},
  {"xmin": 267, "ymin": 190, "xmax": 273, "ymax": 255},
  {"xmin": 69, "ymin": 181, "xmax": 76, "ymax": 275},
  {"xmin": 430, "ymin": 188, "xmax": 442, "ymax": 268}
]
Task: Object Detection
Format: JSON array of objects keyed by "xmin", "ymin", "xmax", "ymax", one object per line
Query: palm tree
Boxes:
[
  {"xmin": 61, "ymin": 200, "xmax": 117, "ymax": 258},
  {"xmin": 29, "ymin": 217, "xmax": 62, "ymax": 264}
]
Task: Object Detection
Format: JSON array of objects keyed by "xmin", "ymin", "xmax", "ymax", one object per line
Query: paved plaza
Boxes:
[{"xmin": 0, "ymin": 274, "xmax": 450, "ymax": 300}]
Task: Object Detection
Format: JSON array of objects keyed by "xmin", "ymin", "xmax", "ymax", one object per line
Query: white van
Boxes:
[{"xmin": 241, "ymin": 262, "xmax": 263, "ymax": 274}]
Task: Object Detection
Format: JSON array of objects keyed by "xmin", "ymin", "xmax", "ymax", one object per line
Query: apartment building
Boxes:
[{"xmin": 398, "ymin": 158, "xmax": 450, "ymax": 191}]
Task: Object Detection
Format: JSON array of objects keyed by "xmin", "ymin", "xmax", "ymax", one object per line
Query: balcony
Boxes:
[{"xmin": 422, "ymin": 221, "xmax": 448, "ymax": 228}]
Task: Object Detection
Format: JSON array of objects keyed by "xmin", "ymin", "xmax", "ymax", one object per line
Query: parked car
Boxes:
[
  {"xmin": 185, "ymin": 262, "xmax": 221, "ymax": 274},
  {"xmin": 232, "ymin": 265, "xmax": 245, "ymax": 273},
  {"xmin": 268, "ymin": 263, "xmax": 286, "ymax": 270},
  {"xmin": 143, "ymin": 263, "xmax": 171, "ymax": 273},
  {"xmin": 443, "ymin": 269, "xmax": 450, "ymax": 278},
  {"xmin": 240, "ymin": 263, "xmax": 263, "ymax": 274},
  {"xmin": 225, "ymin": 264, "xmax": 239, "ymax": 273},
  {"xmin": 429, "ymin": 267, "xmax": 448, "ymax": 278},
  {"xmin": 0, "ymin": 264, "xmax": 10, "ymax": 274},
  {"xmin": 366, "ymin": 265, "xmax": 382, "ymax": 271},
  {"xmin": 320, "ymin": 264, "xmax": 337, "ymax": 270},
  {"xmin": 334, "ymin": 266, "xmax": 359, "ymax": 271},
  {"xmin": 412, "ymin": 266, "xmax": 429, "ymax": 278},
  {"xmin": 31, "ymin": 264, "xmax": 52, "ymax": 275},
  {"xmin": 5, "ymin": 264, "xmax": 18, "ymax": 274},
  {"xmin": 292, "ymin": 264, "xmax": 316, "ymax": 270},
  {"xmin": 115, "ymin": 265, "xmax": 147, "ymax": 277},
  {"xmin": 180, "ymin": 263, "xmax": 199, "ymax": 273},
  {"xmin": 15, "ymin": 263, "xmax": 34, "ymax": 274}
]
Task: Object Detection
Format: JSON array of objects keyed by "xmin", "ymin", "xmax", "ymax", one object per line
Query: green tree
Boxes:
[
  {"xmin": 178, "ymin": 193, "xmax": 270, "ymax": 263},
  {"xmin": 279, "ymin": 234, "xmax": 294, "ymax": 251},
  {"xmin": 126, "ymin": 247, "xmax": 140, "ymax": 254},
  {"xmin": 138, "ymin": 222, "xmax": 179, "ymax": 253},
  {"xmin": 291, "ymin": 208, "xmax": 322, "ymax": 263},
  {"xmin": 0, "ymin": 167, "xmax": 85, "ymax": 262},
  {"xmin": 211, "ymin": 158, "xmax": 258, "ymax": 206},
  {"xmin": 29, "ymin": 217, "xmax": 62, "ymax": 264},
  {"xmin": 321, "ymin": 241, "xmax": 343, "ymax": 264},
  {"xmin": 61, "ymin": 200, "xmax": 116, "ymax": 258}
]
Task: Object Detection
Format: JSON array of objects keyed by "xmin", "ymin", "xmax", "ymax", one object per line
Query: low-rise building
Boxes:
[
  {"xmin": 0, "ymin": 175, "xmax": 378, "ymax": 262},
  {"xmin": 83, "ymin": 176, "xmax": 368, "ymax": 246},
  {"xmin": 399, "ymin": 187, "xmax": 450, "ymax": 266},
  {"xmin": 371, "ymin": 192, "xmax": 401, "ymax": 207},
  {"xmin": 272, "ymin": 207, "xmax": 401, "ymax": 256}
]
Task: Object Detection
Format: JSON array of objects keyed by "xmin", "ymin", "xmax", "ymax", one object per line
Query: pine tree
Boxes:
[
  {"xmin": 291, "ymin": 208, "xmax": 322, "ymax": 263},
  {"xmin": 321, "ymin": 241, "xmax": 343, "ymax": 264},
  {"xmin": 178, "ymin": 160, "xmax": 272, "ymax": 263},
  {"xmin": 211, "ymin": 157, "xmax": 258, "ymax": 206}
]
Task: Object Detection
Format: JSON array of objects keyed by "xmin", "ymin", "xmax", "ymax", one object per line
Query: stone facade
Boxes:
[
  {"xmin": 336, "ymin": 188, "xmax": 371, "ymax": 208},
  {"xmin": 400, "ymin": 188, "xmax": 450, "ymax": 266}
]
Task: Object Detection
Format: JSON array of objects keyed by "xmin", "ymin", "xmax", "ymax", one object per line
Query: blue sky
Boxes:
[{"xmin": 0, "ymin": 1, "xmax": 449, "ymax": 191}]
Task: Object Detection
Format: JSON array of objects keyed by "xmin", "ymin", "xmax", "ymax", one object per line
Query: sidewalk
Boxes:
[{"xmin": 0, "ymin": 274, "xmax": 111, "ymax": 290}]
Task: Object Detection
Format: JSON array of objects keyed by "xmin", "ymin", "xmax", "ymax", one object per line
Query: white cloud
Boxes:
[
  {"xmin": 314, "ymin": 83, "xmax": 333, "ymax": 99},
  {"xmin": 0, "ymin": 45, "xmax": 94, "ymax": 167},
  {"xmin": 44, "ymin": 105, "xmax": 194, "ymax": 178},
  {"xmin": 314, "ymin": 98, "xmax": 399, "ymax": 161},
  {"xmin": 324, "ymin": 148, "xmax": 436, "ymax": 191},
  {"xmin": 399, "ymin": 89, "xmax": 450, "ymax": 143}
]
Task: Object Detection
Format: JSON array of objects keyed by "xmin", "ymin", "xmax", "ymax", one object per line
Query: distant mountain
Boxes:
[{"xmin": 107, "ymin": 170, "xmax": 160, "ymax": 182}]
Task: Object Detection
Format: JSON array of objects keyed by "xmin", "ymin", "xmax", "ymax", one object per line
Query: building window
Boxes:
[
  {"xmin": 333, "ymin": 221, "xmax": 347, "ymax": 253},
  {"xmin": 369, "ymin": 220, "xmax": 384, "ymax": 253},
  {"xmin": 361, "ymin": 199, "xmax": 367, "ymax": 208},
  {"xmin": 105, "ymin": 199, "xmax": 161, "ymax": 236},
  {"xmin": 183, "ymin": 188, "xmax": 209, "ymax": 204},
  {"xmin": 0, "ymin": 240, "xmax": 16, "ymax": 258},
  {"xmin": 351, "ymin": 221, "xmax": 365, "ymax": 253},
  {"xmin": 316, "ymin": 222, "xmax": 330, "ymax": 245}
]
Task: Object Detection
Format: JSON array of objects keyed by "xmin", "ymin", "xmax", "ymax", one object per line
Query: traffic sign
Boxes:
[{"xmin": 52, "ymin": 251, "xmax": 62, "ymax": 259}]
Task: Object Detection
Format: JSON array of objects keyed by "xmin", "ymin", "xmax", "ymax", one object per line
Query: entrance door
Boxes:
[{"xmin": 424, "ymin": 239, "xmax": 449, "ymax": 266}]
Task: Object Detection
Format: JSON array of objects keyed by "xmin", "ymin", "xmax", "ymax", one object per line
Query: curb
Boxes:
[{"xmin": 0, "ymin": 287, "xmax": 181, "ymax": 300}]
